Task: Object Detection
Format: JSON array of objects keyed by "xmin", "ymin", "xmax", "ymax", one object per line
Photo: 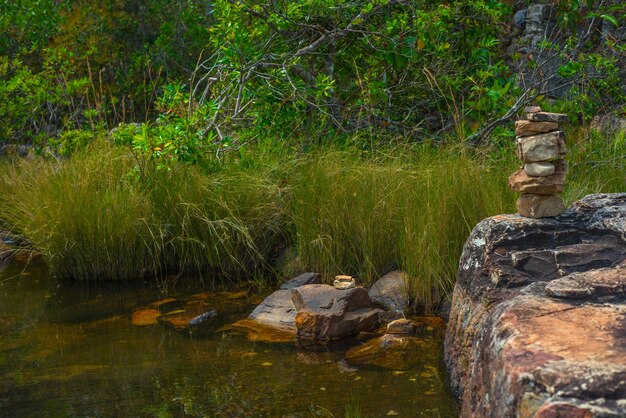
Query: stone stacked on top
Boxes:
[{"xmin": 508, "ymin": 106, "xmax": 570, "ymax": 218}]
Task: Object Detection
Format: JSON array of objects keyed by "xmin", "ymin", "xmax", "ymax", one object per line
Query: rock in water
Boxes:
[
  {"xmin": 131, "ymin": 309, "xmax": 161, "ymax": 326},
  {"xmin": 291, "ymin": 284, "xmax": 380, "ymax": 342},
  {"xmin": 247, "ymin": 289, "xmax": 297, "ymax": 327},
  {"xmin": 386, "ymin": 318, "xmax": 415, "ymax": 335},
  {"xmin": 515, "ymin": 120, "xmax": 558, "ymax": 137},
  {"xmin": 525, "ymin": 111, "xmax": 570, "ymax": 123},
  {"xmin": 279, "ymin": 272, "xmax": 321, "ymax": 290},
  {"xmin": 345, "ymin": 333, "xmax": 425, "ymax": 370},
  {"xmin": 445, "ymin": 193, "xmax": 626, "ymax": 418},
  {"xmin": 516, "ymin": 131, "xmax": 566, "ymax": 163},
  {"xmin": 369, "ymin": 271, "xmax": 410, "ymax": 312},
  {"xmin": 516, "ymin": 194, "xmax": 566, "ymax": 218},
  {"xmin": 523, "ymin": 161, "xmax": 555, "ymax": 177}
]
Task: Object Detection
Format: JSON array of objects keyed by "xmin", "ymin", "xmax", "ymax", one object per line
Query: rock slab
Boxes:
[
  {"xmin": 291, "ymin": 284, "xmax": 380, "ymax": 341},
  {"xmin": 445, "ymin": 193, "xmax": 626, "ymax": 418},
  {"xmin": 516, "ymin": 131, "xmax": 566, "ymax": 163}
]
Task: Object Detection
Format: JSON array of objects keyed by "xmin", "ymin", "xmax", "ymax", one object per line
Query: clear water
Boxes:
[{"xmin": 0, "ymin": 257, "xmax": 458, "ymax": 417}]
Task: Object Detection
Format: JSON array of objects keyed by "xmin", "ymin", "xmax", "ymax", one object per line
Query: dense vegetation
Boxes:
[{"xmin": 1, "ymin": 0, "xmax": 624, "ymax": 311}]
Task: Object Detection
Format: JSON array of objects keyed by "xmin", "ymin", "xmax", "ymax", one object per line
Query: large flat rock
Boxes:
[{"xmin": 445, "ymin": 193, "xmax": 626, "ymax": 417}]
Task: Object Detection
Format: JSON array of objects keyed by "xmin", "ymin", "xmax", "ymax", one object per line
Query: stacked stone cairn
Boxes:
[{"xmin": 508, "ymin": 106, "xmax": 570, "ymax": 218}]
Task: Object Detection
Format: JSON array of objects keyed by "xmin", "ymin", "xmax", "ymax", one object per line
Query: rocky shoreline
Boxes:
[{"xmin": 445, "ymin": 193, "xmax": 626, "ymax": 417}]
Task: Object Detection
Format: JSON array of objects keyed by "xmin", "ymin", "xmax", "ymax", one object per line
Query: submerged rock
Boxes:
[
  {"xmin": 345, "ymin": 333, "xmax": 424, "ymax": 370},
  {"xmin": 131, "ymin": 309, "xmax": 161, "ymax": 326},
  {"xmin": 445, "ymin": 193, "xmax": 626, "ymax": 417},
  {"xmin": 369, "ymin": 271, "xmax": 410, "ymax": 313},
  {"xmin": 230, "ymin": 319, "xmax": 295, "ymax": 344},
  {"xmin": 386, "ymin": 318, "xmax": 415, "ymax": 335}
]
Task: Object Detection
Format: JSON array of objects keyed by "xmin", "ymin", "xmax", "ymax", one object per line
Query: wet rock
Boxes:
[
  {"xmin": 445, "ymin": 193, "xmax": 626, "ymax": 418},
  {"xmin": 516, "ymin": 131, "xmax": 566, "ymax": 163},
  {"xmin": 508, "ymin": 160, "xmax": 567, "ymax": 194},
  {"xmin": 279, "ymin": 272, "xmax": 321, "ymax": 290},
  {"xmin": 526, "ymin": 112, "xmax": 570, "ymax": 123},
  {"xmin": 230, "ymin": 318, "xmax": 295, "ymax": 343},
  {"xmin": 523, "ymin": 161, "xmax": 555, "ymax": 177},
  {"xmin": 148, "ymin": 297, "xmax": 185, "ymax": 313},
  {"xmin": 248, "ymin": 289, "xmax": 297, "ymax": 327},
  {"xmin": 131, "ymin": 309, "xmax": 160, "ymax": 326},
  {"xmin": 386, "ymin": 319, "xmax": 415, "ymax": 335},
  {"xmin": 291, "ymin": 284, "xmax": 380, "ymax": 342},
  {"xmin": 515, "ymin": 120, "xmax": 558, "ymax": 137},
  {"xmin": 369, "ymin": 271, "xmax": 410, "ymax": 312},
  {"xmin": 248, "ymin": 272, "xmax": 321, "ymax": 325},
  {"xmin": 345, "ymin": 333, "xmax": 424, "ymax": 370},
  {"xmin": 159, "ymin": 304, "xmax": 220, "ymax": 334},
  {"xmin": 516, "ymin": 194, "xmax": 566, "ymax": 218}
]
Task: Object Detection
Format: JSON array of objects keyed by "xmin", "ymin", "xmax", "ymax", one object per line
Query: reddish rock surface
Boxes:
[
  {"xmin": 291, "ymin": 284, "xmax": 380, "ymax": 342},
  {"xmin": 508, "ymin": 160, "xmax": 567, "ymax": 195},
  {"xmin": 445, "ymin": 193, "xmax": 626, "ymax": 417}
]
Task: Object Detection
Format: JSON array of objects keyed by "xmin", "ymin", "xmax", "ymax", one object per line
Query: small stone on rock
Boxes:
[
  {"xmin": 523, "ymin": 105, "xmax": 541, "ymax": 113},
  {"xmin": 333, "ymin": 275, "xmax": 356, "ymax": 290},
  {"xmin": 526, "ymin": 112, "xmax": 570, "ymax": 123},
  {"xmin": 524, "ymin": 162, "xmax": 556, "ymax": 177}
]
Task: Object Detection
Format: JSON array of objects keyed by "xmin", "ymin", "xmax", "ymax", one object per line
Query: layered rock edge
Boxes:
[{"xmin": 445, "ymin": 193, "xmax": 626, "ymax": 418}]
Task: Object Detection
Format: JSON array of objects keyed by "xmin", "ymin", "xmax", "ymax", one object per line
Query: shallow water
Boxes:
[{"xmin": 0, "ymin": 258, "xmax": 458, "ymax": 417}]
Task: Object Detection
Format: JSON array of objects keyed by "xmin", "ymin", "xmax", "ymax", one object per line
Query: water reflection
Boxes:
[{"xmin": 0, "ymin": 259, "xmax": 458, "ymax": 417}]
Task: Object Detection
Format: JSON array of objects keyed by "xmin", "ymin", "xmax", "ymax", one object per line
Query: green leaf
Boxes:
[{"xmin": 600, "ymin": 14, "xmax": 618, "ymax": 27}]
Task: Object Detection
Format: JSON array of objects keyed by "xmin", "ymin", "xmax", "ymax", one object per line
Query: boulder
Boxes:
[
  {"xmin": 247, "ymin": 289, "xmax": 297, "ymax": 327},
  {"xmin": 523, "ymin": 161, "xmax": 555, "ymax": 177},
  {"xmin": 515, "ymin": 120, "xmax": 558, "ymax": 137},
  {"xmin": 291, "ymin": 284, "xmax": 380, "ymax": 341},
  {"xmin": 445, "ymin": 193, "xmax": 626, "ymax": 418},
  {"xmin": 525, "ymin": 112, "xmax": 570, "ymax": 123},
  {"xmin": 279, "ymin": 272, "xmax": 321, "ymax": 290},
  {"xmin": 516, "ymin": 194, "xmax": 566, "ymax": 218},
  {"xmin": 369, "ymin": 271, "xmax": 410, "ymax": 312},
  {"xmin": 508, "ymin": 160, "xmax": 567, "ymax": 194},
  {"xmin": 516, "ymin": 131, "xmax": 566, "ymax": 163}
]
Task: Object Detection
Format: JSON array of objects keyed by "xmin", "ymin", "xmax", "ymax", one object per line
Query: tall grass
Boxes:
[
  {"xmin": 0, "ymin": 144, "xmax": 288, "ymax": 281},
  {"xmin": 291, "ymin": 148, "xmax": 515, "ymax": 311},
  {"xmin": 0, "ymin": 128, "xmax": 623, "ymax": 312}
]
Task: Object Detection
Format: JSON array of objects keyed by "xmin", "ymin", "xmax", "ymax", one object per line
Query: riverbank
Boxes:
[{"xmin": 0, "ymin": 127, "xmax": 624, "ymax": 313}]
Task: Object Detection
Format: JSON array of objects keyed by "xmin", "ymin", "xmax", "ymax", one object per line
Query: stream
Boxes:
[{"xmin": 0, "ymin": 257, "xmax": 458, "ymax": 417}]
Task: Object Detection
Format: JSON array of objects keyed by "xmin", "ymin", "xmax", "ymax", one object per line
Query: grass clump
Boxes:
[
  {"xmin": 0, "ymin": 143, "xmax": 289, "ymax": 281},
  {"xmin": 291, "ymin": 148, "xmax": 515, "ymax": 311}
]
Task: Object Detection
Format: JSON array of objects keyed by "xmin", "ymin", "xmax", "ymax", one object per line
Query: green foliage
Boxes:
[
  {"xmin": 0, "ymin": 143, "xmax": 288, "ymax": 281},
  {"xmin": 0, "ymin": 56, "xmax": 91, "ymax": 145}
]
